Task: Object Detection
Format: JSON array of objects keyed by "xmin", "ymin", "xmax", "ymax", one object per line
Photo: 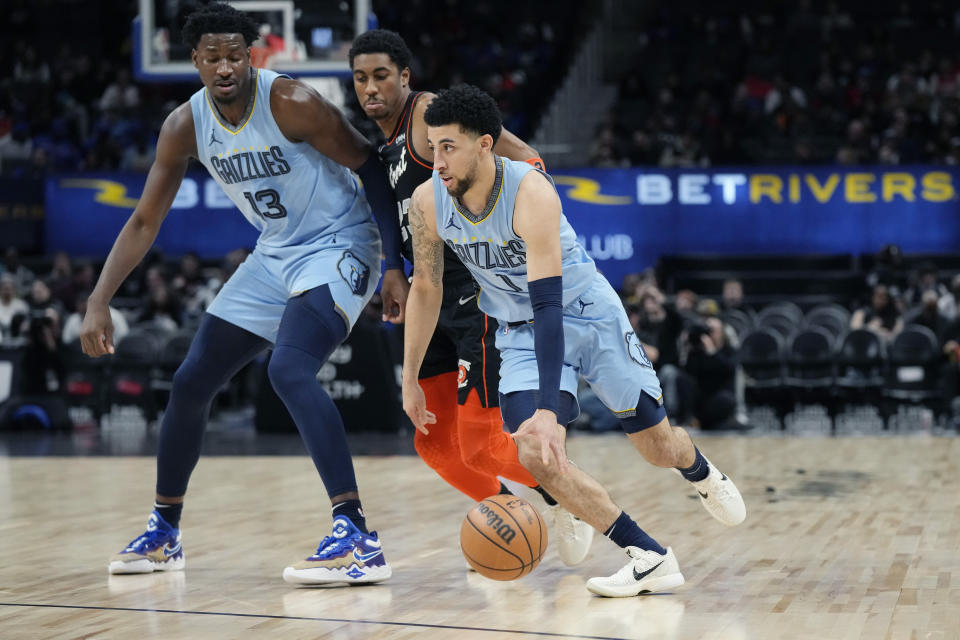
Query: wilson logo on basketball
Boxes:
[{"xmin": 475, "ymin": 504, "xmax": 517, "ymax": 544}]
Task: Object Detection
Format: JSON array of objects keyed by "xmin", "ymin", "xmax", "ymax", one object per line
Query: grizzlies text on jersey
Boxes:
[
  {"xmin": 189, "ymin": 67, "xmax": 381, "ymax": 340},
  {"xmin": 433, "ymin": 155, "xmax": 664, "ymax": 421},
  {"xmin": 190, "ymin": 68, "xmax": 381, "ymax": 297},
  {"xmin": 431, "ymin": 156, "xmax": 596, "ymax": 322}
]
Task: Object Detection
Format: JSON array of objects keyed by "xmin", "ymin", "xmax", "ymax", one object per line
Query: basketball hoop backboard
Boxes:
[{"xmin": 134, "ymin": 0, "xmax": 370, "ymax": 82}]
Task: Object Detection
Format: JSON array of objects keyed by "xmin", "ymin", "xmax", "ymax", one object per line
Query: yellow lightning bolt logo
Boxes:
[
  {"xmin": 60, "ymin": 179, "xmax": 139, "ymax": 208},
  {"xmin": 553, "ymin": 176, "xmax": 632, "ymax": 205}
]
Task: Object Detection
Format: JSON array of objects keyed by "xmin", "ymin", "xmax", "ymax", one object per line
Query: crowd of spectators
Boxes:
[
  {"xmin": 0, "ymin": 0, "xmax": 589, "ymax": 178},
  {"xmin": 8, "ymin": 2, "xmax": 960, "ymax": 173},
  {"xmin": 7, "ymin": 240, "xmax": 960, "ymax": 431},
  {"xmin": 594, "ymin": 1, "xmax": 960, "ymax": 167},
  {"xmin": 0, "ymin": 1, "xmax": 166, "ymax": 177},
  {"xmin": 0, "ymin": 247, "xmax": 241, "ymax": 393},
  {"xmin": 601, "ymin": 251, "xmax": 960, "ymax": 431},
  {"xmin": 362, "ymin": 0, "xmax": 589, "ymax": 140},
  {"xmin": 599, "ymin": 270, "xmax": 744, "ymax": 431}
]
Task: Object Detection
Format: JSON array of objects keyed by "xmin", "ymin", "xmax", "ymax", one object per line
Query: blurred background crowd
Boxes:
[{"xmin": 2, "ymin": 0, "xmax": 959, "ymax": 434}]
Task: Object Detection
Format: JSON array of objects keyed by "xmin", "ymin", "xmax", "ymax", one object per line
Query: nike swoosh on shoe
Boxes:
[
  {"xmin": 633, "ymin": 560, "xmax": 664, "ymax": 581},
  {"xmin": 353, "ymin": 549, "xmax": 383, "ymax": 563}
]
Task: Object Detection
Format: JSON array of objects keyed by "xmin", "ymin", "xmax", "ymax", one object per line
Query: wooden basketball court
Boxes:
[{"xmin": 0, "ymin": 434, "xmax": 957, "ymax": 639}]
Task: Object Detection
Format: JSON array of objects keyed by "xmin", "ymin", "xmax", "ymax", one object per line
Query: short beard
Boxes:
[{"xmin": 448, "ymin": 158, "xmax": 478, "ymax": 199}]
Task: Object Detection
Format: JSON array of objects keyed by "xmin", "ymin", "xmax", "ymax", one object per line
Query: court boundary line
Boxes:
[{"xmin": 0, "ymin": 602, "xmax": 630, "ymax": 640}]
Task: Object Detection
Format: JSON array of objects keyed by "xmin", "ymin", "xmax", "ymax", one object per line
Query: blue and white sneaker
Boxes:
[
  {"xmin": 283, "ymin": 516, "xmax": 391, "ymax": 585},
  {"xmin": 108, "ymin": 510, "xmax": 184, "ymax": 574}
]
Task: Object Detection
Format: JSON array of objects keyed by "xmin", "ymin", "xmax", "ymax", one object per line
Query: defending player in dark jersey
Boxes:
[{"xmin": 349, "ymin": 30, "xmax": 592, "ymax": 566}]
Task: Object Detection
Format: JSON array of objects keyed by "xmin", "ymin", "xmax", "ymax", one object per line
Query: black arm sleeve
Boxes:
[
  {"xmin": 355, "ymin": 151, "xmax": 403, "ymax": 270},
  {"xmin": 529, "ymin": 275, "xmax": 564, "ymax": 414}
]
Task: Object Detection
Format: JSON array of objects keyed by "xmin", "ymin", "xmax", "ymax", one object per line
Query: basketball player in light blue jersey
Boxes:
[
  {"xmin": 81, "ymin": 3, "xmax": 405, "ymax": 586},
  {"xmin": 401, "ymin": 85, "xmax": 747, "ymax": 597}
]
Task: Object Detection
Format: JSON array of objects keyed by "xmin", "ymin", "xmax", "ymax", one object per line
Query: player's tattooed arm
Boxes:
[
  {"xmin": 402, "ymin": 181, "xmax": 444, "ymax": 434},
  {"xmin": 409, "ymin": 184, "xmax": 444, "ymax": 288}
]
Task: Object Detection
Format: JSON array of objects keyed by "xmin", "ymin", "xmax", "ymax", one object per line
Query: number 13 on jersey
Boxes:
[{"xmin": 243, "ymin": 189, "xmax": 287, "ymax": 219}]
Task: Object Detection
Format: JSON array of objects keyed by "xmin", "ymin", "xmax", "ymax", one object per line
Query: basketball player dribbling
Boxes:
[
  {"xmin": 348, "ymin": 30, "xmax": 593, "ymax": 566},
  {"xmin": 82, "ymin": 3, "xmax": 408, "ymax": 586},
  {"xmin": 402, "ymin": 84, "xmax": 747, "ymax": 597}
]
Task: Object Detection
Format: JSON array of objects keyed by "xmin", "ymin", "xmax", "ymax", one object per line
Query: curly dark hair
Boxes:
[
  {"xmin": 182, "ymin": 2, "xmax": 260, "ymax": 48},
  {"xmin": 423, "ymin": 84, "xmax": 502, "ymax": 145},
  {"xmin": 348, "ymin": 29, "xmax": 412, "ymax": 72}
]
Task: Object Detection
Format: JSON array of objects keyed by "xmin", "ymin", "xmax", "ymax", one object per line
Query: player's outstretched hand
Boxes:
[
  {"xmin": 402, "ymin": 380, "xmax": 436, "ymax": 434},
  {"xmin": 512, "ymin": 410, "xmax": 569, "ymax": 473},
  {"xmin": 80, "ymin": 300, "xmax": 115, "ymax": 357},
  {"xmin": 381, "ymin": 268, "xmax": 409, "ymax": 324}
]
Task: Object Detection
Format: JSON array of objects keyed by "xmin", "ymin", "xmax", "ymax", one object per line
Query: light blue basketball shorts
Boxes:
[
  {"xmin": 495, "ymin": 273, "xmax": 663, "ymax": 421},
  {"xmin": 207, "ymin": 241, "xmax": 380, "ymax": 343}
]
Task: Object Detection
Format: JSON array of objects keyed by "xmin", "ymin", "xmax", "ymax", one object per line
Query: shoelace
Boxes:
[
  {"xmin": 312, "ymin": 533, "xmax": 358, "ymax": 559},
  {"xmin": 612, "ymin": 548, "xmax": 660, "ymax": 581},
  {"xmin": 704, "ymin": 474, "xmax": 737, "ymax": 502},
  {"xmin": 123, "ymin": 528, "xmax": 170, "ymax": 553},
  {"xmin": 713, "ymin": 482, "xmax": 738, "ymax": 501}
]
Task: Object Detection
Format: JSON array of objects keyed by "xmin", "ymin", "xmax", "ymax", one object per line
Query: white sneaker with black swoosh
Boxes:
[
  {"xmin": 586, "ymin": 546, "xmax": 684, "ymax": 597},
  {"xmin": 679, "ymin": 456, "xmax": 746, "ymax": 526}
]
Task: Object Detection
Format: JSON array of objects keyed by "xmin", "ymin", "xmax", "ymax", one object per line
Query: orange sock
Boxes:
[
  {"xmin": 458, "ymin": 390, "xmax": 538, "ymax": 487},
  {"xmin": 414, "ymin": 373, "xmax": 501, "ymax": 502}
]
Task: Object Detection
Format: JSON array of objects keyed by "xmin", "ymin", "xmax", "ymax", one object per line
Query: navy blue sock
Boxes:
[
  {"xmin": 677, "ymin": 447, "xmax": 710, "ymax": 482},
  {"xmin": 604, "ymin": 511, "xmax": 666, "ymax": 554},
  {"xmin": 332, "ymin": 499, "xmax": 368, "ymax": 534},
  {"xmin": 154, "ymin": 501, "xmax": 183, "ymax": 529},
  {"xmin": 156, "ymin": 314, "xmax": 269, "ymax": 497},
  {"xmin": 270, "ymin": 285, "xmax": 362, "ymax": 501}
]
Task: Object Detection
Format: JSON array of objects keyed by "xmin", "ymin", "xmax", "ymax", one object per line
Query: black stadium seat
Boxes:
[
  {"xmin": 721, "ymin": 308, "xmax": 754, "ymax": 339},
  {"xmin": 785, "ymin": 328, "xmax": 835, "ymax": 390},
  {"xmin": 759, "ymin": 302, "xmax": 803, "ymax": 324},
  {"xmin": 739, "ymin": 329, "xmax": 784, "ymax": 388},
  {"xmin": 61, "ymin": 340, "xmax": 109, "ymax": 422},
  {"xmin": 755, "ymin": 307, "xmax": 799, "ymax": 341},
  {"xmin": 108, "ymin": 330, "xmax": 161, "ymax": 422},
  {"xmin": 836, "ymin": 329, "xmax": 886, "ymax": 404},
  {"xmin": 885, "ymin": 324, "xmax": 942, "ymax": 406},
  {"xmin": 803, "ymin": 304, "xmax": 851, "ymax": 340}
]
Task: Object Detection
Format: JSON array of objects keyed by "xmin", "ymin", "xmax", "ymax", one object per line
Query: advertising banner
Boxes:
[{"xmin": 44, "ymin": 167, "xmax": 960, "ymax": 287}]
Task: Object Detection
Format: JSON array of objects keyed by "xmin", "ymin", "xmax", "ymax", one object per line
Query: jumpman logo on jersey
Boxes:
[
  {"xmin": 577, "ymin": 298, "xmax": 594, "ymax": 314},
  {"xmin": 444, "ymin": 212, "xmax": 461, "ymax": 231},
  {"xmin": 209, "ymin": 127, "xmax": 222, "ymax": 146}
]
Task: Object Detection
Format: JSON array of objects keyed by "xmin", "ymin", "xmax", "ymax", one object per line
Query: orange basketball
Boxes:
[{"xmin": 460, "ymin": 494, "xmax": 548, "ymax": 580}]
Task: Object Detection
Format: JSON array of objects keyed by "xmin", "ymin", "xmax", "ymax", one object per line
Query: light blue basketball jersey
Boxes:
[
  {"xmin": 431, "ymin": 157, "xmax": 596, "ymax": 322},
  {"xmin": 189, "ymin": 68, "xmax": 380, "ymax": 294},
  {"xmin": 191, "ymin": 68, "xmax": 381, "ymax": 340}
]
